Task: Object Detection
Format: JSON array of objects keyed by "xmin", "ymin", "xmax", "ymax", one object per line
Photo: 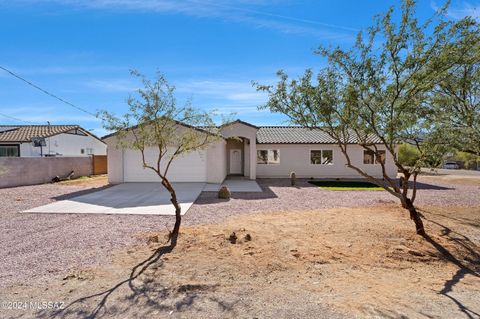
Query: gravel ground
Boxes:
[
  {"xmin": 421, "ymin": 167, "xmax": 480, "ymax": 176},
  {"xmin": 1, "ymin": 176, "xmax": 479, "ymax": 290},
  {"xmin": 188, "ymin": 177, "xmax": 480, "ymax": 225}
]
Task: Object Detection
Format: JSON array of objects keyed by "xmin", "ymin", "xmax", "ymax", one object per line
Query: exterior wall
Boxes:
[
  {"xmin": 106, "ymin": 142, "xmax": 124, "ymax": 184},
  {"xmin": 206, "ymin": 140, "xmax": 227, "ymax": 183},
  {"xmin": 0, "ymin": 157, "xmax": 92, "ymax": 188},
  {"xmin": 255, "ymin": 143, "xmax": 397, "ymax": 179},
  {"xmin": 18, "ymin": 133, "xmax": 106, "ymax": 157}
]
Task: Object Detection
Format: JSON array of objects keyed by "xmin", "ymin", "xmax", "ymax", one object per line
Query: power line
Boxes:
[{"xmin": 0, "ymin": 65, "xmax": 99, "ymax": 119}]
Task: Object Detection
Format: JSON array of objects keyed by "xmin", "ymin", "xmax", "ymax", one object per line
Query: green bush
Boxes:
[
  {"xmin": 398, "ymin": 144, "xmax": 420, "ymax": 167},
  {"xmin": 452, "ymin": 151, "xmax": 480, "ymax": 170}
]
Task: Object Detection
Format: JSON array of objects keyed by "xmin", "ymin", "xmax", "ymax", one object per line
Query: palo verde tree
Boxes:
[
  {"xmin": 255, "ymin": 0, "xmax": 474, "ymax": 236},
  {"xmin": 100, "ymin": 70, "xmax": 221, "ymax": 239},
  {"xmin": 429, "ymin": 19, "xmax": 480, "ymax": 157}
]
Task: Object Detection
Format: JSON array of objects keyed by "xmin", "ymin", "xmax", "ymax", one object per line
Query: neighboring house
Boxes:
[
  {"xmin": 103, "ymin": 120, "xmax": 397, "ymax": 184},
  {"xmin": 0, "ymin": 125, "xmax": 106, "ymax": 157}
]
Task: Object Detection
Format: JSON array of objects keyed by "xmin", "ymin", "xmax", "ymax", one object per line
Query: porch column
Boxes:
[{"xmin": 249, "ymin": 139, "xmax": 256, "ymax": 180}]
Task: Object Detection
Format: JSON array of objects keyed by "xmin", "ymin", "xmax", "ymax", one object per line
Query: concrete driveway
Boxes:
[{"xmin": 23, "ymin": 183, "xmax": 205, "ymax": 215}]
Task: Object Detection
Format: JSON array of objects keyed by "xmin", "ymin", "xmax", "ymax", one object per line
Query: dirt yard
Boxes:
[
  {"xmin": 2, "ymin": 203, "xmax": 479, "ymax": 319},
  {"xmin": 57, "ymin": 174, "xmax": 108, "ymax": 187},
  {"xmin": 1, "ymin": 173, "xmax": 479, "ymax": 318}
]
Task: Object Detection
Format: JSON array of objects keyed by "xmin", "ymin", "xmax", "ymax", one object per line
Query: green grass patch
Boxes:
[{"xmin": 308, "ymin": 180, "xmax": 384, "ymax": 191}]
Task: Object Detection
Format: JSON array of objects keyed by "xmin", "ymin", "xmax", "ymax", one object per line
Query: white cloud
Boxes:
[
  {"xmin": 1, "ymin": 65, "xmax": 127, "ymax": 76},
  {"xmin": 0, "ymin": 105, "xmax": 101, "ymax": 124},
  {"xmin": 15, "ymin": 0, "xmax": 357, "ymax": 39},
  {"xmin": 76, "ymin": 77, "xmax": 270, "ymax": 112},
  {"xmin": 207, "ymin": 105, "xmax": 267, "ymax": 115},
  {"xmin": 86, "ymin": 79, "xmax": 138, "ymax": 92},
  {"xmin": 176, "ymin": 79, "xmax": 269, "ymax": 105},
  {"xmin": 431, "ymin": 1, "xmax": 479, "ymax": 20}
]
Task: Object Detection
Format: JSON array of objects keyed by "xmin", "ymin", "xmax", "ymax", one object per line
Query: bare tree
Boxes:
[{"xmin": 100, "ymin": 70, "xmax": 221, "ymax": 238}]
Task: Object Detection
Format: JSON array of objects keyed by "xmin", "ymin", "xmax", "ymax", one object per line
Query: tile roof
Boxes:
[
  {"xmin": 0, "ymin": 125, "xmax": 82, "ymax": 142},
  {"xmin": 256, "ymin": 126, "xmax": 383, "ymax": 144},
  {"xmin": 225, "ymin": 119, "xmax": 259, "ymax": 129},
  {"xmin": 102, "ymin": 119, "xmax": 220, "ymax": 140}
]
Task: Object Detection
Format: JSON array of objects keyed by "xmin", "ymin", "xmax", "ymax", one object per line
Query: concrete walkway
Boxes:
[
  {"xmin": 203, "ymin": 179, "xmax": 262, "ymax": 192},
  {"xmin": 23, "ymin": 182, "xmax": 205, "ymax": 215}
]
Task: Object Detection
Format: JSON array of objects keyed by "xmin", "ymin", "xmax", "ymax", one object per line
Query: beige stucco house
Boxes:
[{"xmin": 103, "ymin": 120, "xmax": 397, "ymax": 184}]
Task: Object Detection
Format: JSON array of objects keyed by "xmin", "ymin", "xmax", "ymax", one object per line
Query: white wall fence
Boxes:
[{"xmin": 0, "ymin": 157, "xmax": 92, "ymax": 188}]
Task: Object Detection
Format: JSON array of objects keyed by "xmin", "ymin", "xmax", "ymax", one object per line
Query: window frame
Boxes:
[
  {"xmin": 310, "ymin": 149, "xmax": 334, "ymax": 165},
  {"xmin": 0, "ymin": 144, "xmax": 20, "ymax": 157},
  {"xmin": 257, "ymin": 149, "xmax": 280, "ymax": 165}
]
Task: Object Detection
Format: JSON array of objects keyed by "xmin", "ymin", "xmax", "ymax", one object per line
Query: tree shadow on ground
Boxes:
[
  {"xmin": 259, "ymin": 178, "xmax": 453, "ymax": 190},
  {"xmin": 36, "ymin": 234, "xmax": 233, "ymax": 319},
  {"xmin": 420, "ymin": 210, "xmax": 480, "ymax": 319},
  {"xmin": 405, "ymin": 181, "xmax": 453, "ymax": 190},
  {"xmin": 53, "ymin": 185, "xmax": 112, "ymax": 201}
]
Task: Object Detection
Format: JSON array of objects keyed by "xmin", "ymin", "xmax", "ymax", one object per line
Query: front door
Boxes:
[{"xmin": 229, "ymin": 149, "xmax": 242, "ymax": 174}]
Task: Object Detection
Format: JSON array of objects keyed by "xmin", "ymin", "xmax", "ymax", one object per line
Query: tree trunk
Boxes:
[
  {"xmin": 171, "ymin": 198, "xmax": 182, "ymax": 238},
  {"xmin": 399, "ymin": 177, "xmax": 407, "ymax": 208},
  {"xmin": 162, "ymin": 181, "xmax": 182, "ymax": 239},
  {"xmin": 404, "ymin": 198, "xmax": 426, "ymax": 236}
]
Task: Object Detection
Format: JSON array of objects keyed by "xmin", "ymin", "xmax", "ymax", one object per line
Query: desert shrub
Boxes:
[
  {"xmin": 290, "ymin": 171, "xmax": 296, "ymax": 186},
  {"xmin": 218, "ymin": 186, "xmax": 231, "ymax": 199},
  {"xmin": 452, "ymin": 151, "xmax": 480, "ymax": 170}
]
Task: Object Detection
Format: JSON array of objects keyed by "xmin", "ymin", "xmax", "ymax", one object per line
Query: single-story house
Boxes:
[
  {"xmin": 103, "ymin": 120, "xmax": 396, "ymax": 184},
  {"xmin": 0, "ymin": 125, "xmax": 106, "ymax": 157}
]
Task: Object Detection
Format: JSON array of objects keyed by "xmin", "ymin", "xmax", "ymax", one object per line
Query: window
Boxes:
[
  {"xmin": 363, "ymin": 150, "xmax": 386, "ymax": 164},
  {"xmin": 375, "ymin": 150, "xmax": 386, "ymax": 164},
  {"xmin": 86, "ymin": 148, "xmax": 94, "ymax": 155},
  {"xmin": 270, "ymin": 150, "xmax": 280, "ymax": 164},
  {"xmin": 311, "ymin": 150, "xmax": 333, "ymax": 165},
  {"xmin": 363, "ymin": 150, "xmax": 375, "ymax": 164},
  {"xmin": 80, "ymin": 149, "xmax": 85, "ymax": 154},
  {"xmin": 257, "ymin": 150, "xmax": 268, "ymax": 164},
  {"xmin": 257, "ymin": 149, "xmax": 280, "ymax": 164},
  {"xmin": 0, "ymin": 144, "xmax": 20, "ymax": 157}
]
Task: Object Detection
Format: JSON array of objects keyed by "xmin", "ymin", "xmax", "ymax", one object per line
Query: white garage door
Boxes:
[{"xmin": 123, "ymin": 147, "xmax": 207, "ymax": 182}]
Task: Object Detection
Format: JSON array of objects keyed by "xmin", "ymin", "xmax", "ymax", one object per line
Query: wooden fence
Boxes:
[{"xmin": 92, "ymin": 155, "xmax": 108, "ymax": 175}]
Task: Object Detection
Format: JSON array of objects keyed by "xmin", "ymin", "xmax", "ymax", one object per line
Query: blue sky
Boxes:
[{"xmin": 0, "ymin": 0, "xmax": 478, "ymax": 136}]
